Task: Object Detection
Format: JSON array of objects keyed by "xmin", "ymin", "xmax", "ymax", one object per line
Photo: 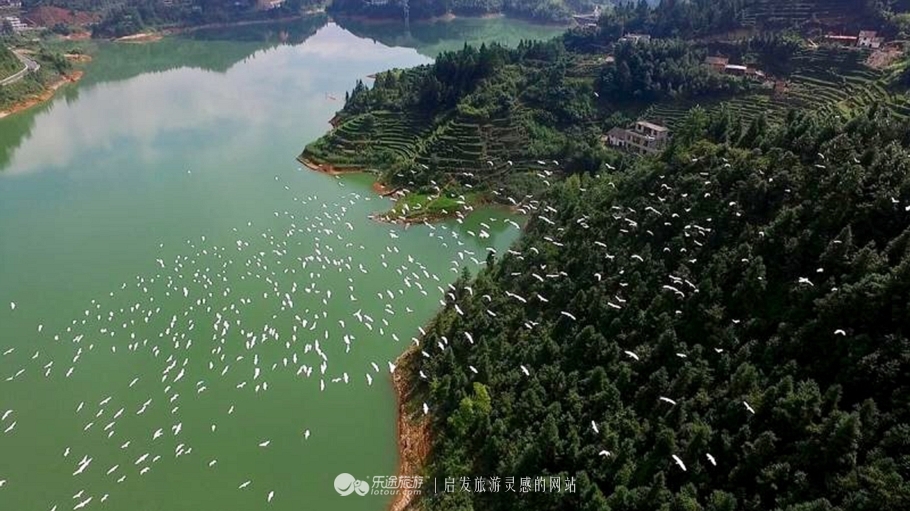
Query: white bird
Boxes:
[
  {"xmin": 624, "ymin": 350, "xmax": 639, "ymax": 361},
  {"xmin": 267, "ymin": 491, "xmax": 275, "ymax": 503},
  {"xmin": 743, "ymin": 401, "xmax": 755, "ymax": 414},
  {"xmin": 423, "ymin": 403, "xmax": 429, "ymax": 415},
  {"xmin": 560, "ymin": 311, "xmax": 576, "ymax": 321},
  {"xmin": 239, "ymin": 480, "xmax": 251, "ymax": 489},
  {"xmin": 9, "ymin": 302, "xmax": 14, "ymax": 311},
  {"xmin": 591, "ymin": 421, "xmax": 599, "ymax": 434},
  {"xmin": 659, "ymin": 396, "xmax": 677, "ymax": 405},
  {"xmin": 520, "ymin": 365, "xmax": 530, "ymax": 376},
  {"xmin": 672, "ymin": 454, "xmax": 687, "ymax": 471},
  {"xmin": 834, "ymin": 329, "xmax": 846, "ymax": 336},
  {"xmin": 259, "ymin": 440, "xmax": 270, "ymax": 447},
  {"xmin": 304, "ymin": 429, "xmax": 310, "ymax": 439},
  {"xmin": 706, "ymin": 453, "xmax": 717, "ymax": 466},
  {"xmin": 597, "ymin": 450, "xmax": 611, "ymax": 457}
]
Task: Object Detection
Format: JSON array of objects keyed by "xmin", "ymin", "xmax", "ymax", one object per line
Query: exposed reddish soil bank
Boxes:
[
  {"xmin": 25, "ymin": 6, "xmax": 99, "ymax": 27},
  {"xmin": 390, "ymin": 347, "xmax": 431, "ymax": 511}
]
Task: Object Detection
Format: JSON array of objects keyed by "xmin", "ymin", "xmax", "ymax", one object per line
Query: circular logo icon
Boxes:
[
  {"xmin": 335, "ymin": 473, "xmax": 370, "ymax": 496},
  {"xmin": 335, "ymin": 473, "xmax": 356, "ymax": 496}
]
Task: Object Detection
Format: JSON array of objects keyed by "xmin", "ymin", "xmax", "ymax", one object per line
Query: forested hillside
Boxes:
[
  {"xmin": 596, "ymin": 0, "xmax": 906, "ymax": 39},
  {"xmin": 410, "ymin": 107, "xmax": 910, "ymax": 510},
  {"xmin": 303, "ymin": 20, "xmax": 910, "ymax": 221},
  {"xmin": 301, "ymin": 37, "xmax": 756, "ymax": 217}
]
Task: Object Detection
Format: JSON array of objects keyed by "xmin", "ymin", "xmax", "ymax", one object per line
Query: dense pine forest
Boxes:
[{"xmin": 412, "ymin": 107, "xmax": 910, "ymax": 511}]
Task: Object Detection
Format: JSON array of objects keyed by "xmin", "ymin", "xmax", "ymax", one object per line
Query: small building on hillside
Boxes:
[
  {"xmin": 620, "ymin": 33, "xmax": 651, "ymax": 44},
  {"xmin": 724, "ymin": 64, "xmax": 748, "ymax": 76},
  {"xmin": 605, "ymin": 127, "xmax": 627, "ymax": 147},
  {"xmin": 604, "ymin": 121, "xmax": 670, "ymax": 156},
  {"xmin": 706, "ymin": 57, "xmax": 763, "ymax": 78},
  {"xmin": 824, "ymin": 31, "xmax": 884, "ymax": 49},
  {"xmin": 705, "ymin": 56, "xmax": 729, "ymax": 72},
  {"xmin": 858, "ymin": 30, "xmax": 884, "ymax": 49},
  {"xmin": 824, "ymin": 34, "xmax": 858, "ymax": 45},
  {"xmin": 3, "ymin": 16, "xmax": 28, "ymax": 32}
]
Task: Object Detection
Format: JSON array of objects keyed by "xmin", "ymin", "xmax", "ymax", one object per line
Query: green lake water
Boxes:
[{"xmin": 0, "ymin": 16, "xmax": 563, "ymax": 511}]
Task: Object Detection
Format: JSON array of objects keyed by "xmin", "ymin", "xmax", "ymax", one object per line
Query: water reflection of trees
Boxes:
[
  {"xmin": 0, "ymin": 14, "xmax": 329, "ymax": 171},
  {"xmin": 82, "ymin": 13, "xmax": 329, "ymax": 87},
  {"xmin": 333, "ymin": 15, "xmax": 563, "ymax": 57}
]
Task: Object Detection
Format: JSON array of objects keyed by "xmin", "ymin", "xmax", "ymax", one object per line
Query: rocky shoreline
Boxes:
[{"xmin": 389, "ymin": 346, "xmax": 430, "ymax": 511}]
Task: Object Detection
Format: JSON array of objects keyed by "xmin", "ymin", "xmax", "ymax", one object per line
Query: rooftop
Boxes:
[{"xmin": 635, "ymin": 121, "xmax": 669, "ymax": 132}]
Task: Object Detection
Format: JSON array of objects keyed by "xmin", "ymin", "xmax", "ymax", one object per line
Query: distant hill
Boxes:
[{"xmin": 596, "ymin": 0, "xmax": 907, "ymax": 40}]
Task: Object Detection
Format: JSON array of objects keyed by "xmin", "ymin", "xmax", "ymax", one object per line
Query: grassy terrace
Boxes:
[{"xmin": 379, "ymin": 190, "xmax": 482, "ymax": 223}]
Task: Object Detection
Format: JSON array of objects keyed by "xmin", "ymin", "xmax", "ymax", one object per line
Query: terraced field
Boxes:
[
  {"xmin": 301, "ymin": 110, "xmax": 427, "ymax": 168},
  {"xmin": 640, "ymin": 45, "xmax": 910, "ymax": 130},
  {"xmin": 302, "ymin": 102, "xmax": 544, "ymax": 188},
  {"xmin": 411, "ymin": 110, "xmax": 537, "ymax": 183},
  {"xmin": 740, "ymin": 0, "xmax": 856, "ymax": 28}
]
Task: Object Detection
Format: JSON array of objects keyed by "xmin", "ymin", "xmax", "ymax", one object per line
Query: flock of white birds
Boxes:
[{"xmin": 0, "ymin": 173, "xmax": 520, "ymax": 510}]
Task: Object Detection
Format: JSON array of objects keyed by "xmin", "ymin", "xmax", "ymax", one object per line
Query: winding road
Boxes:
[{"xmin": 0, "ymin": 48, "xmax": 40, "ymax": 86}]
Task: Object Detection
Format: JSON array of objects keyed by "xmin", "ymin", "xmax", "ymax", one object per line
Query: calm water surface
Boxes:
[{"xmin": 0, "ymin": 16, "xmax": 562, "ymax": 511}]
